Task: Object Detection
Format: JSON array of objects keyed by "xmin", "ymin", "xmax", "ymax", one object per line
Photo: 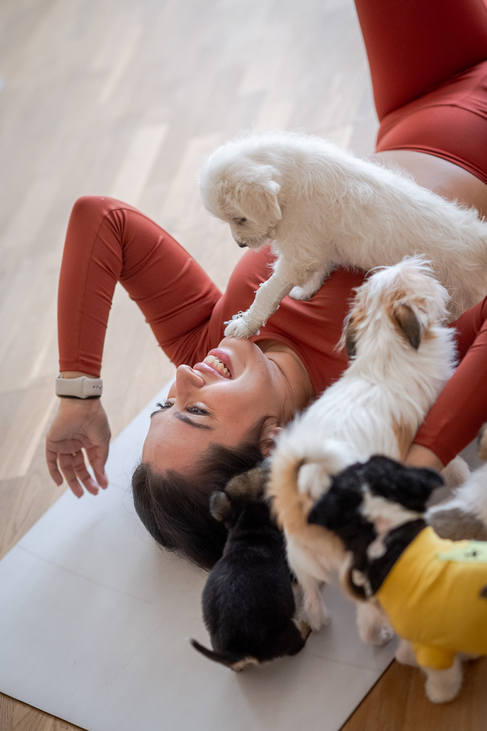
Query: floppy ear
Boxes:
[
  {"xmin": 401, "ymin": 467, "xmax": 444, "ymax": 511},
  {"xmin": 393, "ymin": 302, "xmax": 422, "ymax": 350},
  {"xmin": 209, "ymin": 491, "xmax": 232, "ymax": 522},
  {"xmin": 226, "ymin": 465, "xmax": 268, "ymax": 500},
  {"xmin": 363, "ymin": 456, "xmax": 443, "ymax": 511},
  {"xmin": 230, "ymin": 165, "xmax": 282, "ymax": 224}
]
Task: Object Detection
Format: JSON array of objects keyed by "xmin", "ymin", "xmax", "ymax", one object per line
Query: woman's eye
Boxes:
[
  {"xmin": 186, "ymin": 405, "xmax": 209, "ymax": 415},
  {"xmin": 153, "ymin": 401, "xmax": 209, "ymax": 416}
]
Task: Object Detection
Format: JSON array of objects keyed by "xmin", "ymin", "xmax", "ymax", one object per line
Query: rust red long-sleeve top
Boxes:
[
  {"xmin": 58, "ymin": 0, "xmax": 487, "ymax": 465},
  {"xmin": 58, "ymin": 196, "xmax": 487, "ymax": 467}
]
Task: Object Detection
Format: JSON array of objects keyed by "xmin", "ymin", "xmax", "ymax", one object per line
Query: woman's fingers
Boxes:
[
  {"xmin": 45, "ymin": 447, "xmax": 65, "ymax": 487},
  {"xmin": 86, "ymin": 445, "xmax": 109, "ymax": 489},
  {"xmin": 57, "ymin": 451, "xmax": 100, "ymax": 497}
]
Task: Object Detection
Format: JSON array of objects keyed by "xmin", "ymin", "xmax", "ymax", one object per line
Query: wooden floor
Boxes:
[{"xmin": 0, "ymin": 0, "xmax": 486, "ymax": 728}]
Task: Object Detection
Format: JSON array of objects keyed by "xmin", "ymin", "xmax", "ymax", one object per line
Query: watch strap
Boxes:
[{"xmin": 56, "ymin": 375, "xmax": 103, "ymax": 399}]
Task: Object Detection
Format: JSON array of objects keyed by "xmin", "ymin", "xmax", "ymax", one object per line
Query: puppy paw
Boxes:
[
  {"xmin": 303, "ymin": 597, "xmax": 331, "ymax": 632},
  {"xmin": 224, "ymin": 316, "xmax": 259, "ymax": 339},
  {"xmin": 289, "ymin": 272, "xmax": 325, "ymax": 301},
  {"xmin": 308, "ymin": 607, "xmax": 331, "ymax": 632},
  {"xmin": 289, "ymin": 285, "xmax": 314, "ymax": 301},
  {"xmin": 356, "ymin": 602, "xmax": 394, "ymax": 646},
  {"xmin": 424, "ymin": 659, "xmax": 463, "ymax": 703},
  {"xmin": 366, "ymin": 624, "xmax": 395, "ymax": 646},
  {"xmin": 294, "ymin": 619, "xmax": 313, "ymax": 641}
]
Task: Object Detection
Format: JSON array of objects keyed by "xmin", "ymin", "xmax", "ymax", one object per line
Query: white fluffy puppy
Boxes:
[
  {"xmin": 199, "ymin": 130, "xmax": 487, "ymax": 338},
  {"xmin": 267, "ymin": 257, "xmax": 464, "ymax": 640}
]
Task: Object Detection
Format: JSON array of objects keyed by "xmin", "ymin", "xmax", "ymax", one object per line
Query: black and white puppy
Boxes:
[
  {"xmin": 190, "ymin": 464, "xmax": 310, "ymax": 671},
  {"xmin": 307, "ymin": 455, "xmax": 443, "ymax": 602},
  {"xmin": 307, "ymin": 455, "xmax": 487, "ymax": 703}
]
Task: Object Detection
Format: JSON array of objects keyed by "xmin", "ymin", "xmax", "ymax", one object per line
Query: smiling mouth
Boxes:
[{"xmin": 203, "ymin": 354, "xmax": 232, "ymax": 378}]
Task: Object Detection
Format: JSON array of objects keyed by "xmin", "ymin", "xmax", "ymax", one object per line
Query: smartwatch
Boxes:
[{"xmin": 55, "ymin": 375, "xmax": 103, "ymax": 399}]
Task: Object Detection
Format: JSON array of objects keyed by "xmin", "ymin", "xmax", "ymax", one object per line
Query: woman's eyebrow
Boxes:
[{"xmin": 175, "ymin": 412, "xmax": 213, "ymax": 430}]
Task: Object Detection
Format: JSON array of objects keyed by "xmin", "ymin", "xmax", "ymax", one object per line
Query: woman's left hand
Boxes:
[{"xmin": 45, "ymin": 397, "xmax": 111, "ymax": 497}]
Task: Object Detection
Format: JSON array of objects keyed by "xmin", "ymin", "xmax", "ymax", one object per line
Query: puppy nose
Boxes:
[{"xmin": 237, "ymin": 242, "xmax": 248, "ymax": 248}]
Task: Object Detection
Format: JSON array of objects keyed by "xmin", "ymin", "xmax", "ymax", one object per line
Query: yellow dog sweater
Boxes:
[{"xmin": 376, "ymin": 526, "xmax": 487, "ymax": 669}]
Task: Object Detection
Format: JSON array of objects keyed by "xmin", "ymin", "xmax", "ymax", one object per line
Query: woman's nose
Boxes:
[{"xmin": 175, "ymin": 364, "xmax": 204, "ymax": 393}]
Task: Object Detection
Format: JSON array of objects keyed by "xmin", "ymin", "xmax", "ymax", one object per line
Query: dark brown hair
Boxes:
[{"xmin": 132, "ymin": 418, "xmax": 272, "ymax": 570}]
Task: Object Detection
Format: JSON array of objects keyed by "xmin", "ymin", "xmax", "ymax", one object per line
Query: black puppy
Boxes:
[
  {"xmin": 190, "ymin": 464, "xmax": 310, "ymax": 671},
  {"xmin": 307, "ymin": 455, "xmax": 444, "ymax": 599}
]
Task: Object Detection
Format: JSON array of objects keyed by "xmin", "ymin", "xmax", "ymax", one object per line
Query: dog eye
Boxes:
[{"xmin": 234, "ymin": 217, "xmax": 247, "ymax": 225}]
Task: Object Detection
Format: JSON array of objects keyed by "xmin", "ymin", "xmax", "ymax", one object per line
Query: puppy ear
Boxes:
[
  {"xmin": 209, "ymin": 491, "xmax": 232, "ymax": 522},
  {"xmin": 363, "ymin": 456, "xmax": 443, "ymax": 511},
  {"xmin": 393, "ymin": 302, "xmax": 422, "ymax": 350},
  {"xmin": 231, "ymin": 165, "xmax": 282, "ymax": 224},
  {"xmin": 402, "ymin": 467, "xmax": 444, "ymax": 510},
  {"xmin": 226, "ymin": 465, "xmax": 269, "ymax": 500}
]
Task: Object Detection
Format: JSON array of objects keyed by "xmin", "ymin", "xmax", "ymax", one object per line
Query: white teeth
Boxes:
[{"xmin": 204, "ymin": 354, "xmax": 230, "ymax": 377}]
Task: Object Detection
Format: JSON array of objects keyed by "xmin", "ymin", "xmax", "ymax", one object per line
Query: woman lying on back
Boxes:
[{"xmin": 46, "ymin": 0, "xmax": 487, "ymax": 569}]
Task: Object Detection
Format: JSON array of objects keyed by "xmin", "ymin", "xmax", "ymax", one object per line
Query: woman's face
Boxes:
[{"xmin": 142, "ymin": 338, "xmax": 295, "ymax": 474}]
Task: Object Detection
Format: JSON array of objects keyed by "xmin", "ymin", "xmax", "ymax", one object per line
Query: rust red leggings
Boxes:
[{"xmin": 355, "ymin": 0, "xmax": 487, "ymax": 183}]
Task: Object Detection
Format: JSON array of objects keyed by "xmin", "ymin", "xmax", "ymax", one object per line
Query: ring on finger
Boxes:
[{"xmin": 71, "ymin": 451, "xmax": 80, "ymax": 457}]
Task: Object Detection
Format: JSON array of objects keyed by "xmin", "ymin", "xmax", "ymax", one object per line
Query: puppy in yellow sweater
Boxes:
[{"xmin": 308, "ymin": 454, "xmax": 487, "ymax": 703}]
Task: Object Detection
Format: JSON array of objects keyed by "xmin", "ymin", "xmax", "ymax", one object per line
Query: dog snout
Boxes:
[{"xmin": 237, "ymin": 242, "xmax": 248, "ymax": 248}]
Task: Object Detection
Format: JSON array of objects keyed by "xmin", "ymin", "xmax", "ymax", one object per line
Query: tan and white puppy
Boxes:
[
  {"xmin": 267, "ymin": 257, "xmax": 464, "ymax": 642},
  {"xmin": 199, "ymin": 130, "xmax": 487, "ymax": 338}
]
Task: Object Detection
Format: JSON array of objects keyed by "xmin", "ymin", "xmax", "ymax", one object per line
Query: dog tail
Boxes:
[{"xmin": 189, "ymin": 639, "xmax": 256, "ymax": 671}]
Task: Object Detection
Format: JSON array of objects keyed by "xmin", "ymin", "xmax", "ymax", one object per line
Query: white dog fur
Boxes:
[
  {"xmin": 267, "ymin": 257, "xmax": 465, "ymax": 641},
  {"xmin": 199, "ymin": 130, "xmax": 487, "ymax": 338},
  {"xmin": 427, "ymin": 425, "xmax": 487, "ymax": 537}
]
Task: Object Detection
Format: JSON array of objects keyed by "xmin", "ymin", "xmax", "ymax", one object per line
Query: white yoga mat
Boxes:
[{"xmin": 0, "ymin": 384, "xmax": 396, "ymax": 731}]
